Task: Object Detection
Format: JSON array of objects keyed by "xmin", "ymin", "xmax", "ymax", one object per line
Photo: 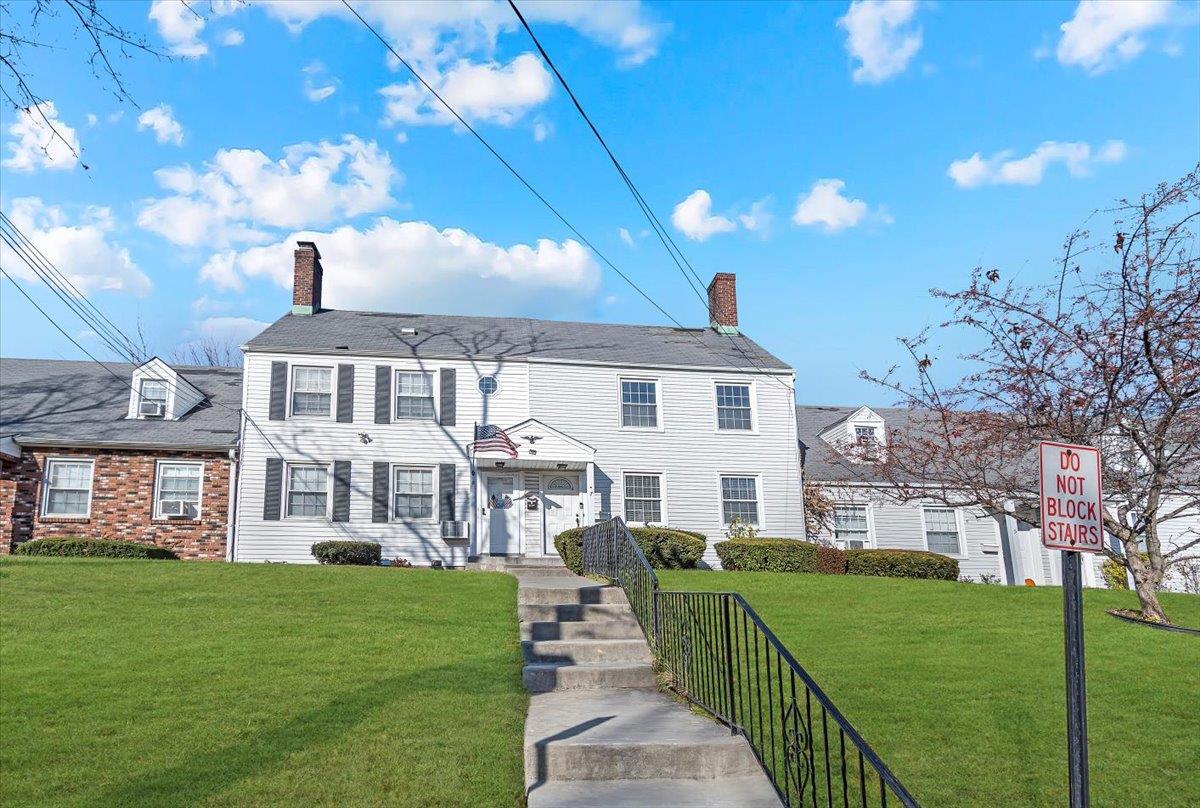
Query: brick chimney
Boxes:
[
  {"xmin": 707, "ymin": 273, "xmax": 738, "ymax": 334},
  {"xmin": 292, "ymin": 241, "xmax": 322, "ymax": 315}
]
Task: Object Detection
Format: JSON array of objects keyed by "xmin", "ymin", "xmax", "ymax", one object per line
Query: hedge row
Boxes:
[
  {"xmin": 13, "ymin": 537, "xmax": 178, "ymax": 560},
  {"xmin": 554, "ymin": 526, "xmax": 706, "ymax": 575},
  {"xmin": 311, "ymin": 540, "xmax": 382, "ymax": 566},
  {"xmin": 715, "ymin": 538, "xmax": 846, "ymax": 574},
  {"xmin": 715, "ymin": 539, "xmax": 958, "ymax": 581}
]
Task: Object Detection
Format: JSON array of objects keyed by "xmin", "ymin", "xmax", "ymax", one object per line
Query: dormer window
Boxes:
[
  {"xmin": 139, "ymin": 379, "xmax": 168, "ymax": 418},
  {"xmin": 854, "ymin": 425, "xmax": 877, "ymax": 446}
]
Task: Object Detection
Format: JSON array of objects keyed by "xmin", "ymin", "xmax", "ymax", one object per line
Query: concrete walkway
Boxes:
[{"xmin": 516, "ymin": 568, "xmax": 780, "ymax": 807}]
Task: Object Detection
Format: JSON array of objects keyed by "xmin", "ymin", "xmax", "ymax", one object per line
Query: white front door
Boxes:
[
  {"xmin": 485, "ymin": 474, "xmax": 520, "ymax": 555},
  {"xmin": 542, "ymin": 474, "xmax": 580, "ymax": 554}
]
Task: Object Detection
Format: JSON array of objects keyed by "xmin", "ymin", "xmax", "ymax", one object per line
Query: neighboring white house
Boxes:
[
  {"xmin": 231, "ymin": 243, "xmax": 804, "ymax": 565},
  {"xmin": 795, "ymin": 404, "xmax": 1128, "ymax": 586}
]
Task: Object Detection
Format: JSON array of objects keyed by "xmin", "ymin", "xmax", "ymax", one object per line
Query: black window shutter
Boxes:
[
  {"xmin": 263, "ymin": 457, "xmax": 283, "ymax": 520},
  {"xmin": 372, "ymin": 461, "xmax": 390, "ymax": 523},
  {"xmin": 374, "ymin": 366, "xmax": 391, "ymax": 424},
  {"xmin": 439, "ymin": 368, "xmax": 456, "ymax": 426},
  {"xmin": 439, "ymin": 463, "xmax": 455, "ymax": 522},
  {"xmin": 336, "ymin": 365, "xmax": 355, "ymax": 423},
  {"xmin": 332, "ymin": 460, "xmax": 351, "ymax": 522},
  {"xmin": 268, "ymin": 362, "xmax": 288, "ymax": 420}
]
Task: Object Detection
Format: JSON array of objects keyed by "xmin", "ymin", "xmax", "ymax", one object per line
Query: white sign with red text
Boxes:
[{"xmin": 1039, "ymin": 441, "xmax": 1105, "ymax": 554}]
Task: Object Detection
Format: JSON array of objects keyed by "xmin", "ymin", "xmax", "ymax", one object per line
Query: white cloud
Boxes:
[
  {"xmin": 380, "ymin": 53, "xmax": 552, "ymax": 128},
  {"xmin": 838, "ymin": 0, "xmax": 922, "ymax": 84},
  {"xmin": 2, "ymin": 101, "xmax": 81, "ymax": 172},
  {"xmin": 138, "ymin": 136, "xmax": 400, "ymax": 248},
  {"xmin": 196, "ymin": 316, "xmax": 269, "ymax": 344},
  {"xmin": 148, "ymin": 0, "xmax": 208, "ymax": 57},
  {"xmin": 738, "ymin": 196, "xmax": 774, "ymax": 237},
  {"xmin": 947, "ymin": 140, "xmax": 1128, "ymax": 188},
  {"xmin": 303, "ymin": 60, "xmax": 339, "ymax": 103},
  {"xmin": 1055, "ymin": 0, "xmax": 1176, "ymax": 74},
  {"xmin": 256, "ymin": 0, "xmax": 665, "ymax": 70},
  {"xmin": 791, "ymin": 179, "xmax": 877, "ymax": 233},
  {"xmin": 86, "ymin": 113, "xmax": 98, "ymax": 127},
  {"xmin": 137, "ymin": 104, "xmax": 184, "ymax": 146},
  {"xmin": 532, "ymin": 120, "xmax": 553, "ymax": 142},
  {"xmin": 201, "ymin": 219, "xmax": 602, "ymax": 316},
  {"xmin": 671, "ymin": 190, "xmax": 737, "ymax": 242},
  {"xmin": 220, "ymin": 29, "xmax": 245, "ymax": 47},
  {"xmin": 306, "ymin": 84, "xmax": 338, "ymax": 102},
  {"xmin": 618, "ymin": 227, "xmax": 635, "ymax": 247},
  {"xmin": 1, "ymin": 198, "xmax": 151, "ymax": 296}
]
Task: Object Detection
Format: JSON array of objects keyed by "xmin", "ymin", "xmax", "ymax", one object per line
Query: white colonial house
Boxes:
[{"xmin": 230, "ymin": 242, "xmax": 804, "ymax": 565}]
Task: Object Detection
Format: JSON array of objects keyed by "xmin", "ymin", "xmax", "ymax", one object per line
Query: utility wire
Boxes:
[{"xmin": 506, "ymin": 0, "xmax": 795, "ymax": 395}]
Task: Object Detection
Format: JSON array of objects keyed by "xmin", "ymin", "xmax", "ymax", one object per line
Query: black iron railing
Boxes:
[{"xmin": 581, "ymin": 518, "xmax": 919, "ymax": 808}]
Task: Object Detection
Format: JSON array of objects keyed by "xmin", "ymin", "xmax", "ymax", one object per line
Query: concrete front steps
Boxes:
[{"xmin": 518, "ymin": 572, "xmax": 780, "ymax": 807}]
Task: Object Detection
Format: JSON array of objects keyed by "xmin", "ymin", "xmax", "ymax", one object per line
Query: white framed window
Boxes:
[
  {"xmin": 290, "ymin": 366, "xmax": 332, "ymax": 417},
  {"xmin": 286, "ymin": 464, "xmax": 329, "ymax": 518},
  {"xmin": 720, "ymin": 475, "xmax": 759, "ymax": 526},
  {"xmin": 393, "ymin": 466, "xmax": 435, "ymax": 520},
  {"xmin": 154, "ymin": 461, "xmax": 203, "ymax": 519},
  {"xmin": 477, "ymin": 375, "xmax": 499, "ymax": 396},
  {"xmin": 620, "ymin": 378, "xmax": 660, "ymax": 429},
  {"xmin": 833, "ymin": 505, "xmax": 870, "ymax": 549},
  {"xmin": 923, "ymin": 506, "xmax": 963, "ymax": 556},
  {"xmin": 42, "ymin": 458, "xmax": 94, "ymax": 517},
  {"xmin": 624, "ymin": 473, "xmax": 663, "ymax": 524},
  {"xmin": 715, "ymin": 383, "xmax": 753, "ymax": 431},
  {"xmin": 395, "ymin": 371, "xmax": 435, "ymax": 420},
  {"xmin": 854, "ymin": 425, "xmax": 877, "ymax": 446},
  {"xmin": 139, "ymin": 379, "xmax": 168, "ymax": 417}
]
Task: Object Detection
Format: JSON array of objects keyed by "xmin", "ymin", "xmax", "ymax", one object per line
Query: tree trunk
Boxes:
[{"xmin": 1125, "ymin": 543, "xmax": 1170, "ymax": 623}]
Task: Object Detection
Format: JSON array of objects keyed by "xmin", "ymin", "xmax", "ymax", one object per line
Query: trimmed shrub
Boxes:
[
  {"xmin": 846, "ymin": 548, "xmax": 958, "ymax": 581},
  {"xmin": 311, "ymin": 541, "xmax": 381, "ymax": 566},
  {"xmin": 13, "ymin": 537, "xmax": 177, "ymax": 560},
  {"xmin": 554, "ymin": 526, "xmax": 707, "ymax": 575},
  {"xmin": 1101, "ymin": 557, "xmax": 1129, "ymax": 590},
  {"xmin": 715, "ymin": 538, "xmax": 847, "ymax": 574}
]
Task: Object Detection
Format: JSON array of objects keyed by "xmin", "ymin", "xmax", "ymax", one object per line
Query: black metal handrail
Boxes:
[{"xmin": 581, "ymin": 518, "xmax": 919, "ymax": 808}]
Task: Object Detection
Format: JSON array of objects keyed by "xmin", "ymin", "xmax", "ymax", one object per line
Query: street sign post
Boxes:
[{"xmin": 1039, "ymin": 441, "xmax": 1105, "ymax": 808}]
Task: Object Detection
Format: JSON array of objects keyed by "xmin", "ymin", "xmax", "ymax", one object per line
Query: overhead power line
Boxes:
[{"xmin": 506, "ymin": 0, "xmax": 795, "ymax": 395}]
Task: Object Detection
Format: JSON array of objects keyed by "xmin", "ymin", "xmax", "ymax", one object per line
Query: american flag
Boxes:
[{"xmin": 472, "ymin": 424, "xmax": 519, "ymax": 458}]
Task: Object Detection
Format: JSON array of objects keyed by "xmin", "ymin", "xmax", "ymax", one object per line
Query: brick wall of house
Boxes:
[{"xmin": 1, "ymin": 447, "xmax": 232, "ymax": 560}]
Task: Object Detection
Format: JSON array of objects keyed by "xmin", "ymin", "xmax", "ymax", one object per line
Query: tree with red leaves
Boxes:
[{"xmin": 863, "ymin": 165, "xmax": 1199, "ymax": 624}]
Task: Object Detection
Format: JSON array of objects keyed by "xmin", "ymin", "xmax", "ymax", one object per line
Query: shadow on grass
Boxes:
[{"xmin": 98, "ymin": 653, "xmax": 521, "ymax": 806}]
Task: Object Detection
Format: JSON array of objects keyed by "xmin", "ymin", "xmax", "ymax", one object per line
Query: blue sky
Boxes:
[{"xmin": 1, "ymin": 0, "xmax": 1197, "ymax": 405}]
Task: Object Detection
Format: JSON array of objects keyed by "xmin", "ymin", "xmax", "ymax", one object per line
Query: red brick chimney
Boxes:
[
  {"xmin": 292, "ymin": 241, "xmax": 322, "ymax": 315},
  {"xmin": 707, "ymin": 273, "xmax": 738, "ymax": 333}
]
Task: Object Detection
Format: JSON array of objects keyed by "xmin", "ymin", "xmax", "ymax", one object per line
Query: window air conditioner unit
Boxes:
[
  {"xmin": 160, "ymin": 500, "xmax": 189, "ymax": 518},
  {"xmin": 441, "ymin": 520, "xmax": 469, "ymax": 540},
  {"xmin": 140, "ymin": 401, "xmax": 165, "ymax": 417}
]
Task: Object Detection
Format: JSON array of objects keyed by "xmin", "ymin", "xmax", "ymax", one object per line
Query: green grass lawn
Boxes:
[
  {"xmin": 0, "ymin": 558, "xmax": 526, "ymax": 807},
  {"xmin": 659, "ymin": 570, "xmax": 1199, "ymax": 808}
]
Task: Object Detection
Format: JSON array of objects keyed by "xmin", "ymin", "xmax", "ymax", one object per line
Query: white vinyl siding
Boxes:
[
  {"xmin": 715, "ymin": 384, "xmax": 753, "ymax": 430},
  {"xmin": 395, "ymin": 371, "xmax": 435, "ymax": 420},
  {"xmin": 923, "ymin": 507, "xmax": 963, "ymax": 556},
  {"xmin": 834, "ymin": 504, "xmax": 870, "ymax": 549},
  {"xmin": 620, "ymin": 379, "xmax": 659, "ymax": 428},
  {"xmin": 287, "ymin": 464, "xmax": 328, "ymax": 518},
  {"xmin": 721, "ymin": 475, "xmax": 759, "ymax": 526},
  {"xmin": 291, "ymin": 366, "xmax": 332, "ymax": 417},
  {"xmin": 393, "ymin": 467, "xmax": 434, "ymax": 520},
  {"xmin": 624, "ymin": 473, "xmax": 663, "ymax": 524},
  {"xmin": 154, "ymin": 462, "xmax": 203, "ymax": 518},
  {"xmin": 42, "ymin": 459, "xmax": 94, "ymax": 516}
]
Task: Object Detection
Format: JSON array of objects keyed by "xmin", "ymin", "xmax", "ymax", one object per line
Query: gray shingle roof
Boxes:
[
  {"xmin": 245, "ymin": 309, "xmax": 791, "ymax": 371},
  {"xmin": 796, "ymin": 404, "xmax": 925, "ymax": 483},
  {"xmin": 0, "ymin": 358, "xmax": 241, "ymax": 450}
]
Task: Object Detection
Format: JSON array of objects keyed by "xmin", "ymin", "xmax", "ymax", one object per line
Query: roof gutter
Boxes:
[{"xmin": 12, "ymin": 436, "xmax": 237, "ymax": 452}]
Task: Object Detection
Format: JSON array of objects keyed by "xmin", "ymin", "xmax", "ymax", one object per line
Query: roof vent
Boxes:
[{"xmin": 399, "ymin": 327, "xmax": 417, "ymax": 336}]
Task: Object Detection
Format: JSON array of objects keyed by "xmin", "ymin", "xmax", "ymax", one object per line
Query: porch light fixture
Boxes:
[
  {"xmin": 556, "ymin": 463, "xmax": 568, "ymax": 469},
  {"xmin": 494, "ymin": 461, "xmax": 506, "ymax": 468}
]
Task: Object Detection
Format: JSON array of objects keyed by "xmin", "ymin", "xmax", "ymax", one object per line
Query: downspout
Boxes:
[{"xmin": 226, "ymin": 406, "xmax": 247, "ymax": 562}]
